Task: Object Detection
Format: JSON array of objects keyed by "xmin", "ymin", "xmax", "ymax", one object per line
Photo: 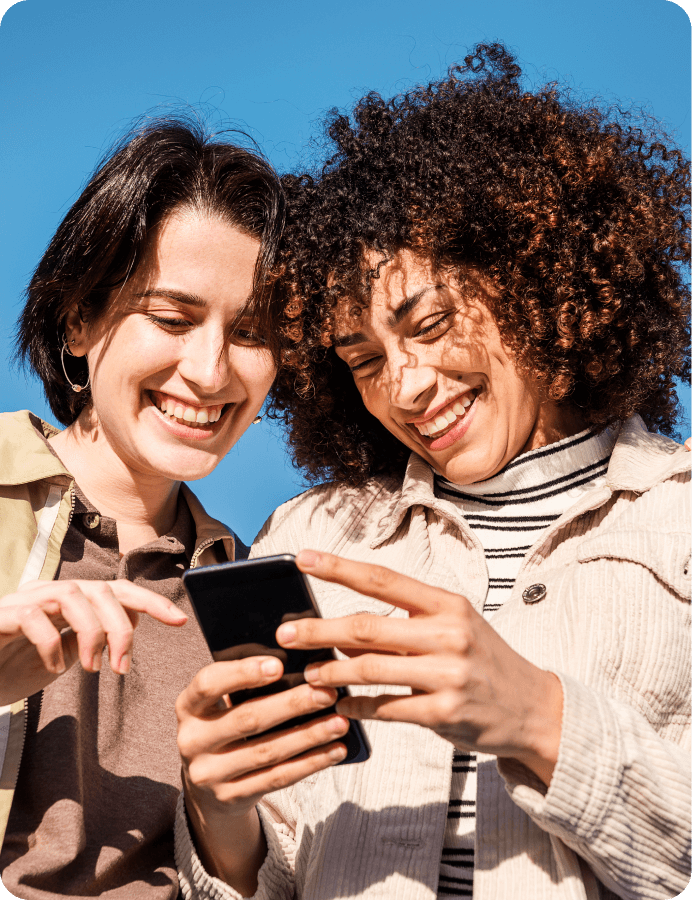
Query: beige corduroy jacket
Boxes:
[{"xmin": 176, "ymin": 416, "xmax": 691, "ymax": 900}]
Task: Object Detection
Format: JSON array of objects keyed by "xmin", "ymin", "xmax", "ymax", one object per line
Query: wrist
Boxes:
[
  {"xmin": 511, "ymin": 670, "xmax": 564, "ymax": 786},
  {"xmin": 184, "ymin": 787, "xmax": 267, "ymax": 894}
]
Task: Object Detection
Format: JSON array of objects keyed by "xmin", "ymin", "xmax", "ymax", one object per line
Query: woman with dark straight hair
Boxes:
[
  {"xmin": 0, "ymin": 116, "xmax": 334, "ymax": 900},
  {"xmin": 175, "ymin": 45, "xmax": 690, "ymax": 900}
]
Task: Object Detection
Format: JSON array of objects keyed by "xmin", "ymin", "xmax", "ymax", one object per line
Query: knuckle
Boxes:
[
  {"xmin": 265, "ymin": 770, "xmax": 295, "ymax": 793},
  {"xmin": 232, "ymin": 705, "xmax": 261, "ymax": 738},
  {"xmin": 252, "ymin": 740, "xmax": 281, "ymax": 768},
  {"xmin": 350, "ymin": 614, "xmax": 380, "ymax": 644},
  {"xmin": 366, "ymin": 566, "xmax": 393, "ymax": 591},
  {"xmin": 431, "ymin": 690, "xmax": 462, "ymax": 726},
  {"xmin": 193, "ymin": 666, "xmax": 222, "ymax": 703},
  {"xmin": 445, "ymin": 658, "xmax": 469, "ymax": 689},
  {"xmin": 444, "ymin": 624, "xmax": 470, "ymax": 655},
  {"xmin": 359, "ymin": 654, "xmax": 387, "ymax": 683}
]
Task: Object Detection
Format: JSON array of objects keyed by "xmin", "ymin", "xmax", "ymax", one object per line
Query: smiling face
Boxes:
[
  {"xmin": 66, "ymin": 208, "xmax": 276, "ymax": 484},
  {"xmin": 333, "ymin": 252, "xmax": 584, "ymax": 484}
]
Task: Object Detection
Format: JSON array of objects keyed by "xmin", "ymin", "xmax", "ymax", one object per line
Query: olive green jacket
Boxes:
[{"xmin": 0, "ymin": 409, "xmax": 237, "ymax": 847}]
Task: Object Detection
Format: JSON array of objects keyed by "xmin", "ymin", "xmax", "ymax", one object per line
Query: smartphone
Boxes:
[{"xmin": 182, "ymin": 554, "xmax": 370, "ymax": 764}]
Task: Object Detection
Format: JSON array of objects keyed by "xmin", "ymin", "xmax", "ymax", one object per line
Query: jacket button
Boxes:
[
  {"xmin": 522, "ymin": 583, "xmax": 546, "ymax": 604},
  {"xmin": 83, "ymin": 513, "xmax": 100, "ymax": 529}
]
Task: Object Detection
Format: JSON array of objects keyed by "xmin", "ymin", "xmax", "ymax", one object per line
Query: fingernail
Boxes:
[
  {"xmin": 119, "ymin": 651, "xmax": 131, "ymax": 675},
  {"xmin": 91, "ymin": 649, "xmax": 102, "ymax": 672},
  {"xmin": 276, "ymin": 623, "xmax": 296, "ymax": 644},
  {"xmin": 304, "ymin": 664, "xmax": 320, "ymax": 683},
  {"xmin": 328, "ymin": 745, "xmax": 347, "ymax": 762},
  {"xmin": 260, "ymin": 658, "xmax": 281, "ymax": 676},
  {"xmin": 296, "ymin": 550, "xmax": 319, "ymax": 568}
]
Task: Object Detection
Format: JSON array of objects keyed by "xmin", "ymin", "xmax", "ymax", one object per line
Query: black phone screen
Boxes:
[{"xmin": 183, "ymin": 555, "xmax": 370, "ymax": 764}]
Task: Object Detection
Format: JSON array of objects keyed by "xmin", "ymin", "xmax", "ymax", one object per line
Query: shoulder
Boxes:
[
  {"xmin": 253, "ymin": 474, "xmax": 403, "ymax": 556},
  {"xmin": 0, "ymin": 410, "xmax": 68, "ymax": 485}
]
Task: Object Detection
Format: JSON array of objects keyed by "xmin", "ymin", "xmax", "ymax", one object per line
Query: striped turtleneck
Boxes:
[{"xmin": 434, "ymin": 426, "xmax": 617, "ymax": 899}]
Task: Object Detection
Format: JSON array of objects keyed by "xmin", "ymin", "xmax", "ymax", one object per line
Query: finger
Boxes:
[
  {"xmin": 333, "ymin": 691, "xmax": 459, "ymax": 730},
  {"xmin": 27, "ymin": 583, "xmax": 107, "ymax": 673},
  {"xmin": 304, "ymin": 652, "xmax": 471, "ymax": 694},
  {"xmin": 685, "ymin": 437, "xmax": 691, "ymax": 451},
  {"xmin": 177, "ymin": 657, "xmax": 287, "ymax": 719},
  {"xmin": 15, "ymin": 605, "xmax": 67, "ymax": 674},
  {"xmin": 187, "ymin": 712, "xmax": 350, "ymax": 787},
  {"xmin": 97, "ymin": 580, "xmax": 188, "ymax": 626},
  {"xmin": 295, "ymin": 550, "xmax": 464, "ymax": 616},
  {"xmin": 76, "ymin": 583, "xmax": 138, "ymax": 675},
  {"xmin": 14, "ymin": 580, "xmax": 187, "ymax": 628},
  {"xmin": 184, "ymin": 681, "xmax": 339, "ymax": 757},
  {"xmin": 187, "ymin": 739, "xmax": 348, "ymax": 807},
  {"xmin": 277, "ymin": 610, "xmax": 468, "ymax": 656}
]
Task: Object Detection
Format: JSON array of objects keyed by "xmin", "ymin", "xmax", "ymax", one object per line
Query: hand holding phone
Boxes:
[{"xmin": 182, "ymin": 554, "xmax": 370, "ymax": 763}]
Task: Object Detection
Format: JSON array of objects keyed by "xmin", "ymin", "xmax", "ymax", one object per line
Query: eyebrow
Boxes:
[
  {"xmin": 333, "ymin": 285, "xmax": 440, "ymax": 348},
  {"xmin": 134, "ymin": 288, "xmax": 208, "ymax": 308},
  {"xmin": 387, "ymin": 286, "xmax": 436, "ymax": 327}
]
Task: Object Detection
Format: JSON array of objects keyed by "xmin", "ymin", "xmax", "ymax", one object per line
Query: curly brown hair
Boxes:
[{"xmin": 271, "ymin": 43, "xmax": 690, "ymax": 486}]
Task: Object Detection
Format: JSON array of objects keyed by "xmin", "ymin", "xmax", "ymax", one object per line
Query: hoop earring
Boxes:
[
  {"xmin": 60, "ymin": 339, "xmax": 90, "ymax": 394},
  {"xmin": 252, "ymin": 415, "xmax": 263, "ymax": 425}
]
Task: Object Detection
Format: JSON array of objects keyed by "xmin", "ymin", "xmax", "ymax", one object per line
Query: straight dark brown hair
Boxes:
[{"xmin": 16, "ymin": 114, "xmax": 285, "ymax": 425}]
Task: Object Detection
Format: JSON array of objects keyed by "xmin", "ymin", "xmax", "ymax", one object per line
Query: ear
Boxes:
[{"xmin": 64, "ymin": 307, "xmax": 89, "ymax": 358}]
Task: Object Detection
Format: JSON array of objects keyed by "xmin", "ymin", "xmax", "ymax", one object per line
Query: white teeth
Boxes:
[
  {"xmin": 414, "ymin": 391, "xmax": 477, "ymax": 438},
  {"xmin": 154, "ymin": 395, "xmax": 224, "ymax": 426}
]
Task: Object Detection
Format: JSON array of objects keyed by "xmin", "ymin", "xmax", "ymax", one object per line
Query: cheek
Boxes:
[{"xmin": 243, "ymin": 352, "xmax": 276, "ymax": 396}]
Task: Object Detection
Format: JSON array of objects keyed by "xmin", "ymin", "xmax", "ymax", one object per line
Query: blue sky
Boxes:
[{"xmin": 0, "ymin": 0, "xmax": 689, "ymax": 543}]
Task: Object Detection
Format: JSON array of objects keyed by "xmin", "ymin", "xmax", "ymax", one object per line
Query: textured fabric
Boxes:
[
  {"xmin": 0, "ymin": 410, "xmax": 242, "ymax": 898},
  {"xmin": 435, "ymin": 426, "xmax": 616, "ymax": 898},
  {"xmin": 175, "ymin": 416, "xmax": 691, "ymax": 900}
]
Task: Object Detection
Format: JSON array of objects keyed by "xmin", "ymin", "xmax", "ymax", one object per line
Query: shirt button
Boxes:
[
  {"xmin": 83, "ymin": 513, "xmax": 100, "ymax": 529},
  {"xmin": 522, "ymin": 583, "xmax": 547, "ymax": 604}
]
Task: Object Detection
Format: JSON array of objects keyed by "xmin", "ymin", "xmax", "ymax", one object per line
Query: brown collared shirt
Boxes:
[{"xmin": 1, "ymin": 484, "xmax": 215, "ymax": 899}]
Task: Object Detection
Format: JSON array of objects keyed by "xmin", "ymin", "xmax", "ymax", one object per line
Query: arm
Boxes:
[{"xmin": 498, "ymin": 672, "xmax": 690, "ymax": 900}]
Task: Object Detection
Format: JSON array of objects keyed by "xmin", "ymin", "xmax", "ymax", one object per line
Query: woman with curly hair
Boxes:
[{"xmin": 175, "ymin": 45, "xmax": 690, "ymax": 900}]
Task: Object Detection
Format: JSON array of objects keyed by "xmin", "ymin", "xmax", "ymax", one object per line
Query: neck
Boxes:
[{"xmin": 49, "ymin": 413, "xmax": 180, "ymax": 554}]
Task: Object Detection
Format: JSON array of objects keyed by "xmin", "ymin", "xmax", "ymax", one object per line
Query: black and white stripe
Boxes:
[{"xmin": 435, "ymin": 427, "xmax": 616, "ymax": 898}]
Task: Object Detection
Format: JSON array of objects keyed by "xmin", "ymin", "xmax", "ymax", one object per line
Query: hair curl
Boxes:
[{"xmin": 270, "ymin": 42, "xmax": 690, "ymax": 485}]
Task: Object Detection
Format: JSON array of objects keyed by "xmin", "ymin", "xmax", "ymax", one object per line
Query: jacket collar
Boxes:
[
  {"xmin": 0, "ymin": 410, "xmax": 69, "ymax": 486},
  {"xmin": 0, "ymin": 409, "xmax": 236, "ymax": 563},
  {"xmin": 371, "ymin": 415, "xmax": 690, "ymax": 549}
]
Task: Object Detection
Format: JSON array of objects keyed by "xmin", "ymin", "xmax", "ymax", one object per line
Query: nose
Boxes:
[
  {"xmin": 387, "ymin": 350, "xmax": 437, "ymax": 412},
  {"xmin": 178, "ymin": 325, "xmax": 232, "ymax": 395}
]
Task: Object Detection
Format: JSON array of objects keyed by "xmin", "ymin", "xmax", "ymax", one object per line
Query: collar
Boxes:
[
  {"xmin": 0, "ymin": 410, "xmax": 70, "ymax": 486},
  {"xmin": 370, "ymin": 415, "xmax": 690, "ymax": 549},
  {"xmin": 0, "ymin": 410, "xmax": 237, "ymax": 564}
]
